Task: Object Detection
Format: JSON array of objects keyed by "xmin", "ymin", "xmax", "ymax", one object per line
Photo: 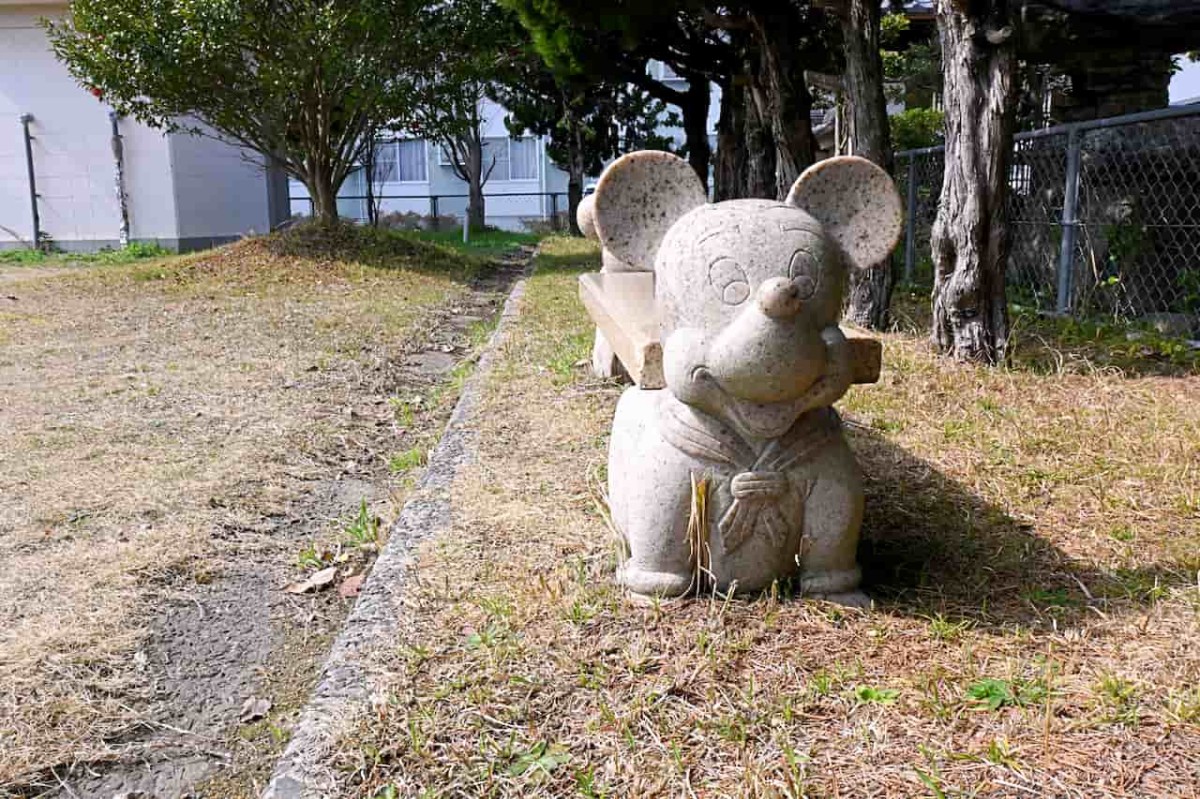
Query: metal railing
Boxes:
[
  {"xmin": 896, "ymin": 104, "xmax": 1200, "ymax": 332},
  {"xmin": 287, "ymin": 191, "xmax": 571, "ymax": 232}
]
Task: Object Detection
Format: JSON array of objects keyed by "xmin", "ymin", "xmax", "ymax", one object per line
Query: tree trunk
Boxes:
[
  {"xmin": 681, "ymin": 77, "xmax": 712, "ymax": 191},
  {"xmin": 466, "ymin": 136, "xmax": 486, "ymax": 231},
  {"xmin": 744, "ymin": 74, "xmax": 777, "ymax": 200},
  {"xmin": 363, "ymin": 144, "xmax": 378, "ymax": 227},
  {"xmin": 309, "ymin": 170, "xmax": 339, "ymax": 225},
  {"xmin": 713, "ymin": 74, "xmax": 745, "ymax": 201},
  {"xmin": 746, "ymin": 8, "xmax": 818, "ymax": 199},
  {"xmin": 566, "ymin": 116, "xmax": 585, "ymax": 236},
  {"xmin": 840, "ymin": 0, "xmax": 896, "ymax": 331},
  {"xmin": 931, "ymin": 0, "xmax": 1017, "ymax": 364}
]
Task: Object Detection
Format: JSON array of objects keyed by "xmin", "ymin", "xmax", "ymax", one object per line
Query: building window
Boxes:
[
  {"xmin": 508, "ymin": 137, "xmax": 538, "ymax": 180},
  {"xmin": 370, "ymin": 141, "xmax": 398, "ymax": 183},
  {"xmin": 396, "ymin": 139, "xmax": 427, "ymax": 182},
  {"xmin": 434, "ymin": 137, "xmax": 539, "ymax": 181}
]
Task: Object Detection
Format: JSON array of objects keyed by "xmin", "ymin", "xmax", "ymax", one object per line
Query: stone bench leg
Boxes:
[{"xmin": 592, "ymin": 328, "xmax": 628, "ymax": 381}]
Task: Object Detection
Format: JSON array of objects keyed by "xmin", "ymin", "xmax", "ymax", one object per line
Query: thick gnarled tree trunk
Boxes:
[
  {"xmin": 631, "ymin": 70, "xmax": 713, "ymax": 191},
  {"xmin": 743, "ymin": 85, "xmax": 777, "ymax": 199},
  {"xmin": 840, "ymin": 0, "xmax": 896, "ymax": 331},
  {"xmin": 931, "ymin": 0, "xmax": 1017, "ymax": 363},
  {"xmin": 714, "ymin": 50, "xmax": 776, "ymax": 201},
  {"xmin": 746, "ymin": 7, "xmax": 818, "ymax": 199},
  {"xmin": 714, "ymin": 74, "xmax": 745, "ymax": 201},
  {"xmin": 681, "ymin": 77, "xmax": 713, "ymax": 191}
]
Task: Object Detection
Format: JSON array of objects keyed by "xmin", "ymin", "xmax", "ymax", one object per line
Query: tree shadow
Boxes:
[{"xmin": 849, "ymin": 427, "xmax": 1194, "ymax": 631}]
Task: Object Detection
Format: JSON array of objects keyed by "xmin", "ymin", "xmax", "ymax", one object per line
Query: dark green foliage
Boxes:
[
  {"xmin": 891, "ymin": 107, "xmax": 945, "ymax": 150},
  {"xmin": 47, "ymin": 0, "xmax": 431, "ymax": 222}
]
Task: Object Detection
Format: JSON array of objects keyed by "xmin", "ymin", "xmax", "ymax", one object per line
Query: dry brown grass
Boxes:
[
  {"xmin": 337, "ymin": 237, "xmax": 1198, "ymax": 798},
  {"xmin": 0, "ymin": 227, "xmax": 482, "ymax": 791}
]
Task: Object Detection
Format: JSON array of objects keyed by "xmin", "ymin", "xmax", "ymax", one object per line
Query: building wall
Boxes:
[
  {"xmin": 0, "ymin": 3, "xmax": 177, "ymax": 249},
  {"xmin": 120, "ymin": 117, "xmax": 179, "ymax": 246},
  {"xmin": 0, "ymin": 1, "xmax": 277, "ymax": 251},
  {"xmin": 169, "ymin": 123, "xmax": 274, "ymax": 250}
]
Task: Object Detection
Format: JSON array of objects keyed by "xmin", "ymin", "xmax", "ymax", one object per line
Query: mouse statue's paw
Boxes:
[{"xmin": 617, "ymin": 564, "xmax": 693, "ymax": 602}]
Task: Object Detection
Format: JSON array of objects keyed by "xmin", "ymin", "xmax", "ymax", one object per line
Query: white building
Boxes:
[
  {"xmin": 288, "ymin": 98, "xmax": 575, "ymax": 231},
  {"xmin": 291, "ymin": 66, "xmax": 725, "ymax": 231},
  {"xmin": 0, "ymin": 0, "xmax": 287, "ymax": 252}
]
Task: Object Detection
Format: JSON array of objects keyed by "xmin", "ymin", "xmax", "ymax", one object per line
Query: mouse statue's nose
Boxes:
[{"xmin": 756, "ymin": 277, "xmax": 804, "ymax": 319}]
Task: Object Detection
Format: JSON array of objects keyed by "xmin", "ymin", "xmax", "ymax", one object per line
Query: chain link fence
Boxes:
[{"xmin": 896, "ymin": 104, "xmax": 1200, "ymax": 336}]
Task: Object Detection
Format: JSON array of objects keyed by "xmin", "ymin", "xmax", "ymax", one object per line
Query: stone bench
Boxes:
[{"xmin": 579, "ymin": 270, "xmax": 883, "ymax": 389}]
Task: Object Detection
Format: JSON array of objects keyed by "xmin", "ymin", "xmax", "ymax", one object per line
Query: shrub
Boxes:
[{"xmin": 892, "ymin": 107, "xmax": 945, "ymax": 151}]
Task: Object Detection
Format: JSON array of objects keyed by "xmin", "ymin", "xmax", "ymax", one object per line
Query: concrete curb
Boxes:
[{"xmin": 263, "ymin": 278, "xmax": 528, "ymax": 799}]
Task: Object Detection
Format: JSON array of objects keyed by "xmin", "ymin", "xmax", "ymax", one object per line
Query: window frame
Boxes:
[
  {"xmin": 394, "ymin": 138, "xmax": 429, "ymax": 184},
  {"xmin": 506, "ymin": 136, "xmax": 539, "ymax": 182}
]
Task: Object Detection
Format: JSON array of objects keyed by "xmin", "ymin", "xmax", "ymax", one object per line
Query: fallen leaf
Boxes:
[
  {"xmin": 339, "ymin": 574, "xmax": 365, "ymax": 598},
  {"xmin": 239, "ymin": 696, "xmax": 272, "ymax": 723},
  {"xmin": 284, "ymin": 566, "xmax": 337, "ymax": 594}
]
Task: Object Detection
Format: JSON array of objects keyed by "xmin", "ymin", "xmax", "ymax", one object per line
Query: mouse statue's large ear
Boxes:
[
  {"xmin": 576, "ymin": 194, "xmax": 598, "ymax": 241},
  {"xmin": 785, "ymin": 156, "xmax": 903, "ymax": 270},
  {"xmin": 592, "ymin": 151, "xmax": 707, "ymax": 269}
]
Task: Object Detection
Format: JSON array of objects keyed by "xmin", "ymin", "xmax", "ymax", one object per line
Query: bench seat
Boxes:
[{"xmin": 579, "ymin": 271, "xmax": 882, "ymax": 389}]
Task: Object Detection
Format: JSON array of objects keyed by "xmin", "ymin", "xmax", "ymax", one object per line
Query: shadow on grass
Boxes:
[{"xmin": 850, "ymin": 427, "xmax": 1196, "ymax": 631}]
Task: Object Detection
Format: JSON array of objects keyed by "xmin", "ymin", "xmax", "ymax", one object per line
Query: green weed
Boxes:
[
  {"xmin": 1095, "ymin": 673, "xmax": 1139, "ymax": 725},
  {"xmin": 926, "ymin": 613, "xmax": 973, "ymax": 642},
  {"xmin": 854, "ymin": 685, "xmax": 901, "ymax": 705},
  {"xmin": 388, "ymin": 446, "xmax": 427, "ymax": 473},
  {"xmin": 345, "ymin": 499, "xmax": 380, "ymax": 547},
  {"xmin": 965, "ymin": 677, "xmax": 1046, "ymax": 711},
  {"xmin": 297, "ymin": 544, "xmax": 326, "ymax": 570},
  {"xmin": 506, "ymin": 741, "xmax": 569, "ymax": 778}
]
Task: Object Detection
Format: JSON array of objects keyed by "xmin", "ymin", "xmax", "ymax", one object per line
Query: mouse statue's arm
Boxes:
[{"xmin": 794, "ymin": 325, "xmax": 855, "ymax": 415}]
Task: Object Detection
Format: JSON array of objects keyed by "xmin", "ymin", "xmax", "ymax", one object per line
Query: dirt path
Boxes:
[{"xmin": 0, "ymin": 239, "xmax": 527, "ymax": 799}]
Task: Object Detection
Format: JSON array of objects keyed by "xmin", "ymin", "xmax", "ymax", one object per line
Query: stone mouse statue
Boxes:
[{"xmin": 595, "ymin": 151, "xmax": 902, "ymax": 605}]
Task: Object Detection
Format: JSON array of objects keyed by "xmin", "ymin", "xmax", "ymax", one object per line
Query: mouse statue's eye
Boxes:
[
  {"xmin": 708, "ymin": 257, "xmax": 750, "ymax": 305},
  {"xmin": 788, "ymin": 250, "xmax": 819, "ymax": 299}
]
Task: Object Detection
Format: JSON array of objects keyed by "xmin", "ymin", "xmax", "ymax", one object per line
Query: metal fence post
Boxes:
[
  {"xmin": 430, "ymin": 195, "xmax": 439, "ymax": 230},
  {"xmin": 1056, "ymin": 126, "xmax": 1082, "ymax": 315},
  {"xmin": 903, "ymin": 153, "xmax": 918, "ymax": 284},
  {"xmin": 549, "ymin": 193, "xmax": 559, "ymax": 230},
  {"xmin": 19, "ymin": 114, "xmax": 40, "ymax": 249}
]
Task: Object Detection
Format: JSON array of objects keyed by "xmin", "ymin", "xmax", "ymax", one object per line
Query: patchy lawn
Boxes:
[
  {"xmin": 403, "ymin": 228, "xmax": 544, "ymax": 261},
  {"xmin": 0, "ymin": 241, "xmax": 175, "ymax": 267},
  {"xmin": 334, "ymin": 238, "xmax": 1199, "ymax": 797},
  {"xmin": 0, "ymin": 224, "xmax": 513, "ymax": 796}
]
